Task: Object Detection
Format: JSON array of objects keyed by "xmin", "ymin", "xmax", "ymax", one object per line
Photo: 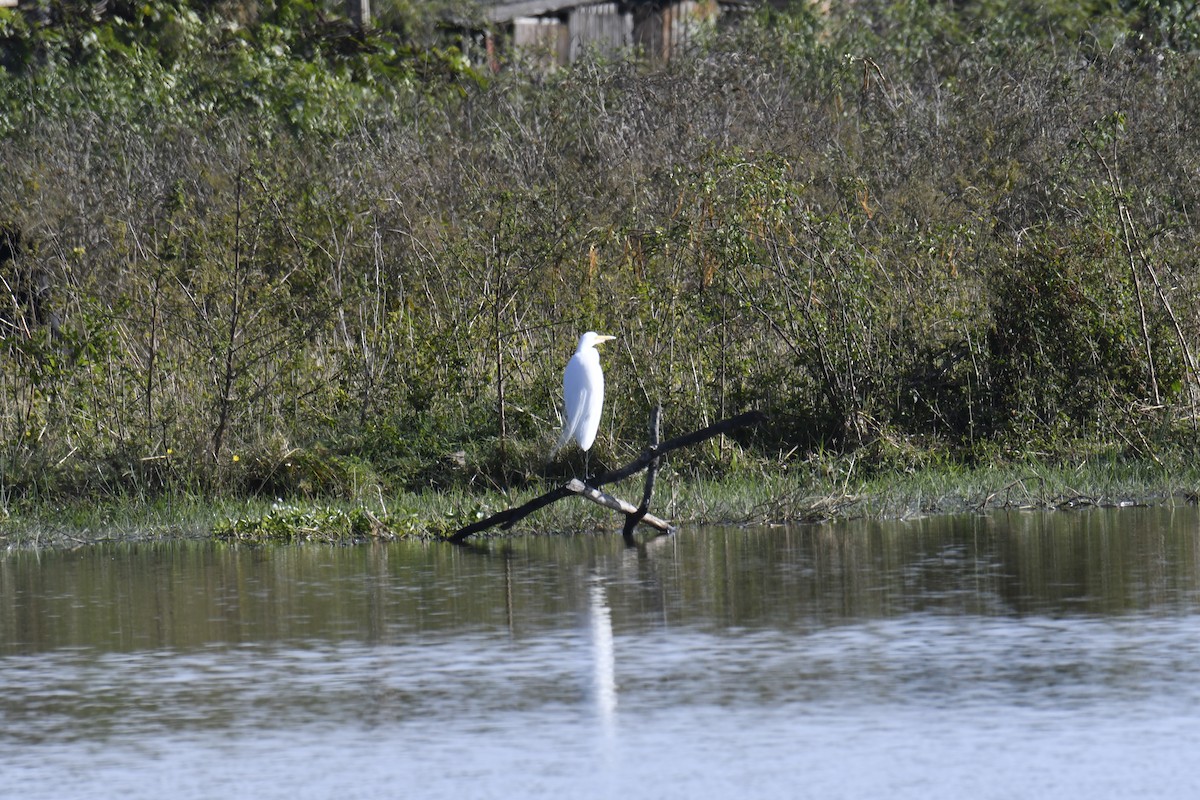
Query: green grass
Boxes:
[{"xmin": 6, "ymin": 455, "xmax": 1199, "ymax": 548}]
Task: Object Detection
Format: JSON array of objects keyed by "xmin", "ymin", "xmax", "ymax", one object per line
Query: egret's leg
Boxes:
[{"xmin": 584, "ymin": 450, "xmax": 590, "ymax": 483}]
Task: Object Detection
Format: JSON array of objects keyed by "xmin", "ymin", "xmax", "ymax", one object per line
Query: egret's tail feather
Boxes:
[{"xmin": 549, "ymin": 416, "xmax": 576, "ymax": 461}]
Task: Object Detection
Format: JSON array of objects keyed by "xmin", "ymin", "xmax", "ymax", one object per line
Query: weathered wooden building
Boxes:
[
  {"xmin": 1, "ymin": 0, "xmax": 753, "ymax": 67},
  {"xmin": 484, "ymin": 0, "xmax": 748, "ymax": 67}
]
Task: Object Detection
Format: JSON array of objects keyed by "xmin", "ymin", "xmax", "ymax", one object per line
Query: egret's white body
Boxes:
[{"xmin": 554, "ymin": 331, "xmax": 616, "ymax": 457}]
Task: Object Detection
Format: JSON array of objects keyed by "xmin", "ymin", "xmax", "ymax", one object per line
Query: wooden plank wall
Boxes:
[
  {"xmin": 514, "ymin": 16, "xmax": 572, "ymax": 68},
  {"xmin": 568, "ymin": 3, "xmax": 633, "ymax": 61},
  {"xmin": 498, "ymin": 0, "xmax": 732, "ymax": 68},
  {"xmin": 664, "ymin": 0, "xmax": 719, "ymax": 59},
  {"xmin": 633, "ymin": 0, "xmax": 720, "ymax": 61}
]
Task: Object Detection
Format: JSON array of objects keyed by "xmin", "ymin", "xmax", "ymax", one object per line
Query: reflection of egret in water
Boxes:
[{"xmin": 587, "ymin": 578, "xmax": 618, "ymax": 733}]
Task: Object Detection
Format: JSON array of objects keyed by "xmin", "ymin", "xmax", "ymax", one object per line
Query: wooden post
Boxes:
[
  {"xmin": 621, "ymin": 404, "xmax": 663, "ymax": 545},
  {"xmin": 346, "ymin": 0, "xmax": 371, "ymax": 29}
]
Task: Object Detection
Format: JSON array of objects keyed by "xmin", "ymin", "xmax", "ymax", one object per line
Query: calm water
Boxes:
[{"xmin": 3, "ymin": 508, "xmax": 1200, "ymax": 799}]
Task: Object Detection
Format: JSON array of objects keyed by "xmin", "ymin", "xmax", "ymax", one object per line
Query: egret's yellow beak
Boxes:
[{"xmin": 594, "ymin": 335, "xmax": 616, "ymax": 345}]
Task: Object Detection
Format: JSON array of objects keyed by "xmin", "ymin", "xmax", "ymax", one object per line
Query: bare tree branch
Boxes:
[{"xmin": 448, "ymin": 409, "xmax": 765, "ymax": 543}]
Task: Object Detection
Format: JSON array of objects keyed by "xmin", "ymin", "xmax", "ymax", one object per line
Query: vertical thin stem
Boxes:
[
  {"xmin": 211, "ymin": 167, "xmax": 244, "ymax": 466},
  {"xmin": 145, "ymin": 271, "xmax": 159, "ymax": 443},
  {"xmin": 492, "ymin": 242, "xmax": 507, "ymax": 479},
  {"xmin": 1092, "ymin": 140, "xmax": 1161, "ymax": 405}
]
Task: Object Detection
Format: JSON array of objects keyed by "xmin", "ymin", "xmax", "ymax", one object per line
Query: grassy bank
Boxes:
[
  {"xmin": 3, "ymin": 1, "xmax": 1200, "ymax": 527},
  {"xmin": 4, "ymin": 452, "xmax": 1198, "ymax": 548}
]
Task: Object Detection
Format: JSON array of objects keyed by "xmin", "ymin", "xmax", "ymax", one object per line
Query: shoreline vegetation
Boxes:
[
  {"xmin": 4, "ymin": 2, "xmax": 1200, "ymax": 546},
  {"xmin": 5, "ymin": 458, "xmax": 1199, "ymax": 548}
]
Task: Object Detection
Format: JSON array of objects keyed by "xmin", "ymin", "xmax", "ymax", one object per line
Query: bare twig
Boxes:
[
  {"xmin": 1091, "ymin": 136, "xmax": 1199, "ymax": 426},
  {"xmin": 977, "ymin": 475, "xmax": 1047, "ymax": 510}
]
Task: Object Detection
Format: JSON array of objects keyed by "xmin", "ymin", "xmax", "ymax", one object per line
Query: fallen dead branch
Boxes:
[{"xmin": 449, "ymin": 408, "xmax": 766, "ymax": 544}]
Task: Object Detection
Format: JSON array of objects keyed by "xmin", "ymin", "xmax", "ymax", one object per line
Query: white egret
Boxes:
[{"xmin": 552, "ymin": 331, "xmax": 616, "ymax": 475}]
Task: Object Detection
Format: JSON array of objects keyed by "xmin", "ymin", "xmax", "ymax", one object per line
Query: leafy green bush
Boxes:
[{"xmin": 3, "ymin": 0, "xmax": 1200, "ymax": 506}]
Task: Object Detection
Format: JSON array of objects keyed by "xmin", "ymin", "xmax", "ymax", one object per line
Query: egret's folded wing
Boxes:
[
  {"xmin": 553, "ymin": 358, "xmax": 590, "ymax": 455},
  {"xmin": 554, "ymin": 396, "xmax": 583, "ymax": 452}
]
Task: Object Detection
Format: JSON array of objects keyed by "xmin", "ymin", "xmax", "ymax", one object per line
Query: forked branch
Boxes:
[{"xmin": 448, "ymin": 409, "xmax": 765, "ymax": 543}]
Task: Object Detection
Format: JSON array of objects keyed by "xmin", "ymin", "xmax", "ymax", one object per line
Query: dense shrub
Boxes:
[{"xmin": 2, "ymin": 0, "xmax": 1199, "ymax": 501}]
